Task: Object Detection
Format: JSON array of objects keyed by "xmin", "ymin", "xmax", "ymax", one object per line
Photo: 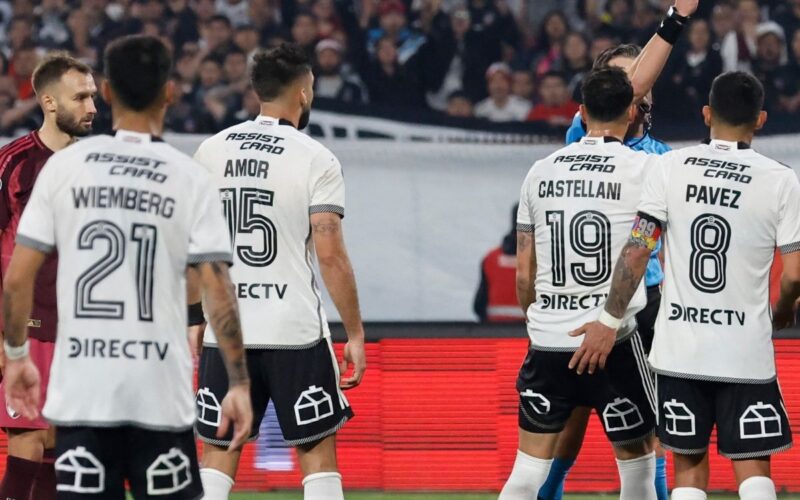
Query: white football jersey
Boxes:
[
  {"xmin": 16, "ymin": 130, "xmax": 232, "ymax": 429},
  {"xmin": 194, "ymin": 115, "xmax": 344, "ymax": 347},
  {"xmin": 517, "ymin": 136, "xmax": 647, "ymax": 350},
  {"xmin": 639, "ymin": 139, "xmax": 800, "ymax": 383}
]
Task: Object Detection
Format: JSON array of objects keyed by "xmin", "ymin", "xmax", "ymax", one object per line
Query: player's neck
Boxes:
[
  {"xmin": 709, "ymin": 126, "xmax": 755, "ymax": 145},
  {"xmin": 38, "ymin": 119, "xmax": 74, "ymax": 152},
  {"xmin": 113, "ymin": 110, "xmax": 164, "ymax": 138},
  {"xmin": 584, "ymin": 124, "xmax": 627, "ymax": 142},
  {"xmin": 259, "ymin": 103, "xmax": 298, "ymax": 128}
]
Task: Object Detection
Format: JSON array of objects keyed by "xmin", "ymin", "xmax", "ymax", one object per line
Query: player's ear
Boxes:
[
  {"xmin": 627, "ymin": 103, "xmax": 637, "ymax": 123},
  {"xmin": 40, "ymin": 93, "xmax": 57, "ymax": 114},
  {"xmin": 702, "ymin": 105, "xmax": 712, "ymax": 127},
  {"xmin": 164, "ymin": 80, "xmax": 176, "ymax": 107},
  {"xmin": 578, "ymin": 104, "xmax": 587, "ymax": 124},
  {"xmin": 754, "ymin": 110, "xmax": 767, "ymax": 130},
  {"xmin": 100, "ymin": 79, "xmax": 113, "ymax": 105}
]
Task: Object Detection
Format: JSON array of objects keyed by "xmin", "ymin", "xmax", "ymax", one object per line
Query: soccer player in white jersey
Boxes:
[
  {"xmin": 192, "ymin": 43, "xmax": 366, "ymax": 500},
  {"xmin": 499, "ymin": 67, "xmax": 658, "ymax": 500},
  {"xmin": 1, "ymin": 35, "xmax": 253, "ymax": 499},
  {"xmin": 572, "ymin": 71, "xmax": 800, "ymax": 500}
]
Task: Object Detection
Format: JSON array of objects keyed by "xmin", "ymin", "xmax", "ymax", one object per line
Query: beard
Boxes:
[
  {"xmin": 55, "ymin": 107, "xmax": 93, "ymax": 137},
  {"xmin": 298, "ymin": 106, "xmax": 311, "ymax": 130}
]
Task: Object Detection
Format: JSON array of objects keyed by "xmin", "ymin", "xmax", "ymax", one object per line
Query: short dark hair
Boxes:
[
  {"xmin": 709, "ymin": 71, "xmax": 764, "ymax": 126},
  {"xmin": 581, "ymin": 67, "xmax": 633, "ymax": 122},
  {"xmin": 32, "ymin": 52, "xmax": 92, "ymax": 95},
  {"xmin": 208, "ymin": 14, "xmax": 232, "ymax": 28},
  {"xmin": 104, "ymin": 35, "xmax": 172, "ymax": 111},
  {"xmin": 251, "ymin": 43, "xmax": 312, "ymax": 101},
  {"xmin": 593, "ymin": 43, "xmax": 641, "ymax": 69},
  {"xmin": 540, "ymin": 70, "xmax": 567, "ymax": 85}
]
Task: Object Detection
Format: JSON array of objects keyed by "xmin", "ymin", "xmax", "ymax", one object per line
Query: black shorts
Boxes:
[
  {"xmin": 635, "ymin": 285, "xmax": 661, "ymax": 355},
  {"xmin": 196, "ymin": 337, "xmax": 353, "ymax": 447},
  {"xmin": 54, "ymin": 426, "xmax": 202, "ymax": 499},
  {"xmin": 517, "ymin": 333, "xmax": 656, "ymax": 446},
  {"xmin": 656, "ymin": 374, "xmax": 793, "ymax": 459}
]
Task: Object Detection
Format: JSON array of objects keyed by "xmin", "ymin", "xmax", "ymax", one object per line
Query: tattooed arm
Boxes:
[
  {"xmin": 568, "ymin": 213, "xmax": 661, "ymax": 375},
  {"xmin": 191, "ymin": 261, "xmax": 252, "ymax": 449},
  {"xmin": 311, "ymin": 212, "xmax": 366, "ymax": 389},
  {"xmin": 516, "ymin": 230, "xmax": 536, "ymax": 314}
]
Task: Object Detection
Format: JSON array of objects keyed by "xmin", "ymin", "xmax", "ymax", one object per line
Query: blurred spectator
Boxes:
[
  {"xmin": 631, "ymin": 2, "xmax": 660, "ymax": 46},
  {"xmin": 531, "ymin": 11, "xmax": 570, "ymax": 77},
  {"xmin": 216, "ymin": 0, "xmax": 250, "ymax": 28},
  {"xmin": 233, "ymin": 24, "xmax": 261, "ymax": 58},
  {"xmin": 193, "ymin": 55, "xmax": 225, "ymax": 109},
  {"xmin": 3, "ymin": 15, "xmax": 34, "ymax": 55},
  {"xmin": 711, "ymin": 2, "xmax": 736, "ymax": 47},
  {"xmin": 526, "ymin": 71, "xmax": 578, "ymax": 126},
  {"xmin": 589, "ymin": 34, "xmax": 616, "ymax": 61},
  {"xmin": 720, "ymin": 0, "xmax": 760, "ymax": 72},
  {"xmin": 364, "ymin": 36, "xmax": 424, "ymax": 107},
  {"xmin": 311, "ymin": 0, "xmax": 341, "ymax": 41},
  {"xmin": 367, "ymin": 0, "xmax": 426, "ymax": 64},
  {"xmin": 775, "ymin": 0, "xmax": 800, "ymax": 36},
  {"xmin": 751, "ymin": 22, "xmax": 788, "ymax": 113},
  {"xmin": 474, "ymin": 62, "xmax": 531, "ymax": 121},
  {"xmin": 446, "ymin": 90, "xmax": 474, "ymax": 118},
  {"xmin": 246, "ymin": 0, "xmax": 284, "ymax": 44},
  {"xmin": 597, "ymin": 0, "xmax": 634, "ymax": 41},
  {"xmin": 202, "ymin": 14, "xmax": 235, "ymax": 56},
  {"xmin": 510, "ymin": 68, "xmax": 535, "ymax": 103},
  {"xmin": 166, "ymin": 0, "xmax": 200, "ymax": 49},
  {"xmin": 553, "ymin": 31, "xmax": 592, "ymax": 100},
  {"xmin": 37, "ymin": 0, "xmax": 72, "ymax": 49},
  {"xmin": 314, "ymin": 39, "xmax": 368, "ymax": 104},
  {"xmin": 291, "ymin": 11, "xmax": 319, "ymax": 58},
  {"xmin": 776, "ymin": 29, "xmax": 800, "ymax": 114},
  {"xmin": 473, "ymin": 203, "xmax": 525, "ymax": 323},
  {"xmin": 9, "ymin": 43, "xmax": 38, "ymax": 100},
  {"xmin": 670, "ymin": 19, "xmax": 723, "ymax": 118}
]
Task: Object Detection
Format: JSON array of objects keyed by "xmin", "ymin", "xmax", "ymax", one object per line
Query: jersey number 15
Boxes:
[{"xmin": 220, "ymin": 187, "xmax": 277, "ymax": 267}]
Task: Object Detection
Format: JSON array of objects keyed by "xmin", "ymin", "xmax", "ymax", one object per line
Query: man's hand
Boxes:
[
  {"xmin": 568, "ymin": 321, "xmax": 617, "ymax": 375},
  {"xmin": 773, "ymin": 303, "xmax": 796, "ymax": 331},
  {"xmin": 217, "ymin": 383, "xmax": 253, "ymax": 451},
  {"xmin": 673, "ymin": 0, "xmax": 698, "ymax": 17},
  {"xmin": 340, "ymin": 339, "xmax": 366, "ymax": 390},
  {"xmin": 187, "ymin": 323, "xmax": 206, "ymax": 359},
  {"xmin": 4, "ymin": 357, "xmax": 40, "ymax": 420}
]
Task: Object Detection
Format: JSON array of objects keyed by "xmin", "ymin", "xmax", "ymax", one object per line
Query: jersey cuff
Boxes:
[
  {"xmin": 309, "ymin": 204, "xmax": 344, "ymax": 218},
  {"xmin": 187, "ymin": 252, "xmax": 233, "ymax": 265},
  {"xmin": 16, "ymin": 234, "xmax": 55, "ymax": 254},
  {"xmin": 516, "ymin": 223, "xmax": 534, "ymax": 232},
  {"xmin": 779, "ymin": 241, "xmax": 800, "ymax": 254}
]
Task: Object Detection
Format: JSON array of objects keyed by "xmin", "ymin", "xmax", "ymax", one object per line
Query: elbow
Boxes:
[{"xmin": 317, "ymin": 251, "xmax": 347, "ymax": 271}]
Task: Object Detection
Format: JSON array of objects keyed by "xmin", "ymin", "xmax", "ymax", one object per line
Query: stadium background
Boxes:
[{"xmin": 1, "ymin": 0, "xmax": 800, "ymax": 496}]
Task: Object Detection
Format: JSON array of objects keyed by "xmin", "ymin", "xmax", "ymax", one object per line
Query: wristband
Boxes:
[
  {"xmin": 188, "ymin": 302, "xmax": 205, "ymax": 326},
  {"xmin": 656, "ymin": 7, "xmax": 687, "ymax": 45},
  {"xmin": 598, "ymin": 310, "xmax": 622, "ymax": 330},
  {"xmin": 4, "ymin": 339, "xmax": 29, "ymax": 360}
]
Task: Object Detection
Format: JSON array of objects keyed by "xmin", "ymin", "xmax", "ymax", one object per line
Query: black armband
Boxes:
[
  {"xmin": 656, "ymin": 6, "xmax": 689, "ymax": 45},
  {"xmin": 188, "ymin": 302, "xmax": 205, "ymax": 326}
]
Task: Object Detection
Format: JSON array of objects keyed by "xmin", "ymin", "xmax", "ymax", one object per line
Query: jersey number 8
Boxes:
[{"xmin": 689, "ymin": 213, "xmax": 731, "ymax": 293}]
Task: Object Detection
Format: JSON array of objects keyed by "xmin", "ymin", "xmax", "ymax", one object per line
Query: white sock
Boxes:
[
  {"xmin": 302, "ymin": 472, "xmax": 344, "ymax": 500},
  {"xmin": 199, "ymin": 468, "xmax": 234, "ymax": 500},
  {"xmin": 739, "ymin": 476, "xmax": 777, "ymax": 500},
  {"xmin": 616, "ymin": 451, "xmax": 656, "ymax": 500},
  {"xmin": 498, "ymin": 450, "xmax": 553, "ymax": 500},
  {"xmin": 671, "ymin": 487, "xmax": 708, "ymax": 500}
]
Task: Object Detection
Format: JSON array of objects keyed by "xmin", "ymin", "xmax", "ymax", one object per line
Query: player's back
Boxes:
[
  {"xmin": 643, "ymin": 139, "xmax": 800, "ymax": 382},
  {"xmin": 195, "ymin": 115, "xmax": 344, "ymax": 347},
  {"xmin": 518, "ymin": 136, "xmax": 648, "ymax": 350},
  {"xmin": 20, "ymin": 130, "xmax": 230, "ymax": 430}
]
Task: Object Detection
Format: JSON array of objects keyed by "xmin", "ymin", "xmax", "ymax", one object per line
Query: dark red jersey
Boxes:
[{"xmin": 0, "ymin": 131, "xmax": 57, "ymax": 342}]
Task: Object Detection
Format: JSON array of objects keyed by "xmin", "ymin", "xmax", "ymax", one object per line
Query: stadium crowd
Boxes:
[{"xmin": 0, "ymin": 0, "xmax": 798, "ymax": 135}]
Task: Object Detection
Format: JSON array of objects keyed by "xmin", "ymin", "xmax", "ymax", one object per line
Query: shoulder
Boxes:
[
  {"xmin": 285, "ymin": 127, "xmax": 334, "ymax": 161},
  {"xmin": 0, "ymin": 134, "xmax": 36, "ymax": 167}
]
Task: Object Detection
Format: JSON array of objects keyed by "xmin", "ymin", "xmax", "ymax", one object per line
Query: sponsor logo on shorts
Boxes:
[
  {"xmin": 602, "ymin": 397, "xmax": 644, "ymax": 432},
  {"xmin": 55, "ymin": 447, "xmax": 105, "ymax": 494},
  {"xmin": 294, "ymin": 385, "xmax": 334, "ymax": 426},
  {"xmin": 196, "ymin": 387, "xmax": 222, "ymax": 427},
  {"xmin": 520, "ymin": 390, "xmax": 550, "ymax": 415},
  {"xmin": 146, "ymin": 448, "xmax": 192, "ymax": 495},
  {"xmin": 740, "ymin": 402, "xmax": 782, "ymax": 440},
  {"xmin": 663, "ymin": 399, "xmax": 696, "ymax": 436}
]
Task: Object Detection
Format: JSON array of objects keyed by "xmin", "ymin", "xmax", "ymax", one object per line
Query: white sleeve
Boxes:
[
  {"xmin": 187, "ymin": 173, "xmax": 233, "ymax": 265},
  {"xmin": 777, "ymin": 170, "xmax": 800, "ymax": 254},
  {"xmin": 309, "ymin": 148, "xmax": 345, "ymax": 217},
  {"xmin": 192, "ymin": 138, "xmax": 214, "ymax": 173},
  {"xmin": 16, "ymin": 161, "xmax": 55, "ymax": 253},
  {"xmin": 516, "ymin": 167, "xmax": 535, "ymax": 232},
  {"xmin": 636, "ymin": 154, "xmax": 669, "ymax": 224}
]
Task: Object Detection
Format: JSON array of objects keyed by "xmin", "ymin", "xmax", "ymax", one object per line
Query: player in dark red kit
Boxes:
[{"xmin": 0, "ymin": 52, "xmax": 96, "ymax": 500}]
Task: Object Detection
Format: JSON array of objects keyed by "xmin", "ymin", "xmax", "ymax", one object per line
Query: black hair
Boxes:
[
  {"xmin": 709, "ymin": 71, "xmax": 764, "ymax": 126},
  {"xmin": 104, "ymin": 35, "xmax": 172, "ymax": 111},
  {"xmin": 592, "ymin": 43, "xmax": 641, "ymax": 69},
  {"xmin": 208, "ymin": 14, "xmax": 232, "ymax": 28},
  {"xmin": 32, "ymin": 51, "xmax": 92, "ymax": 94},
  {"xmin": 580, "ymin": 66, "xmax": 633, "ymax": 122},
  {"xmin": 540, "ymin": 70, "xmax": 567, "ymax": 84},
  {"xmin": 250, "ymin": 43, "xmax": 312, "ymax": 101},
  {"xmin": 447, "ymin": 90, "xmax": 471, "ymax": 102}
]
